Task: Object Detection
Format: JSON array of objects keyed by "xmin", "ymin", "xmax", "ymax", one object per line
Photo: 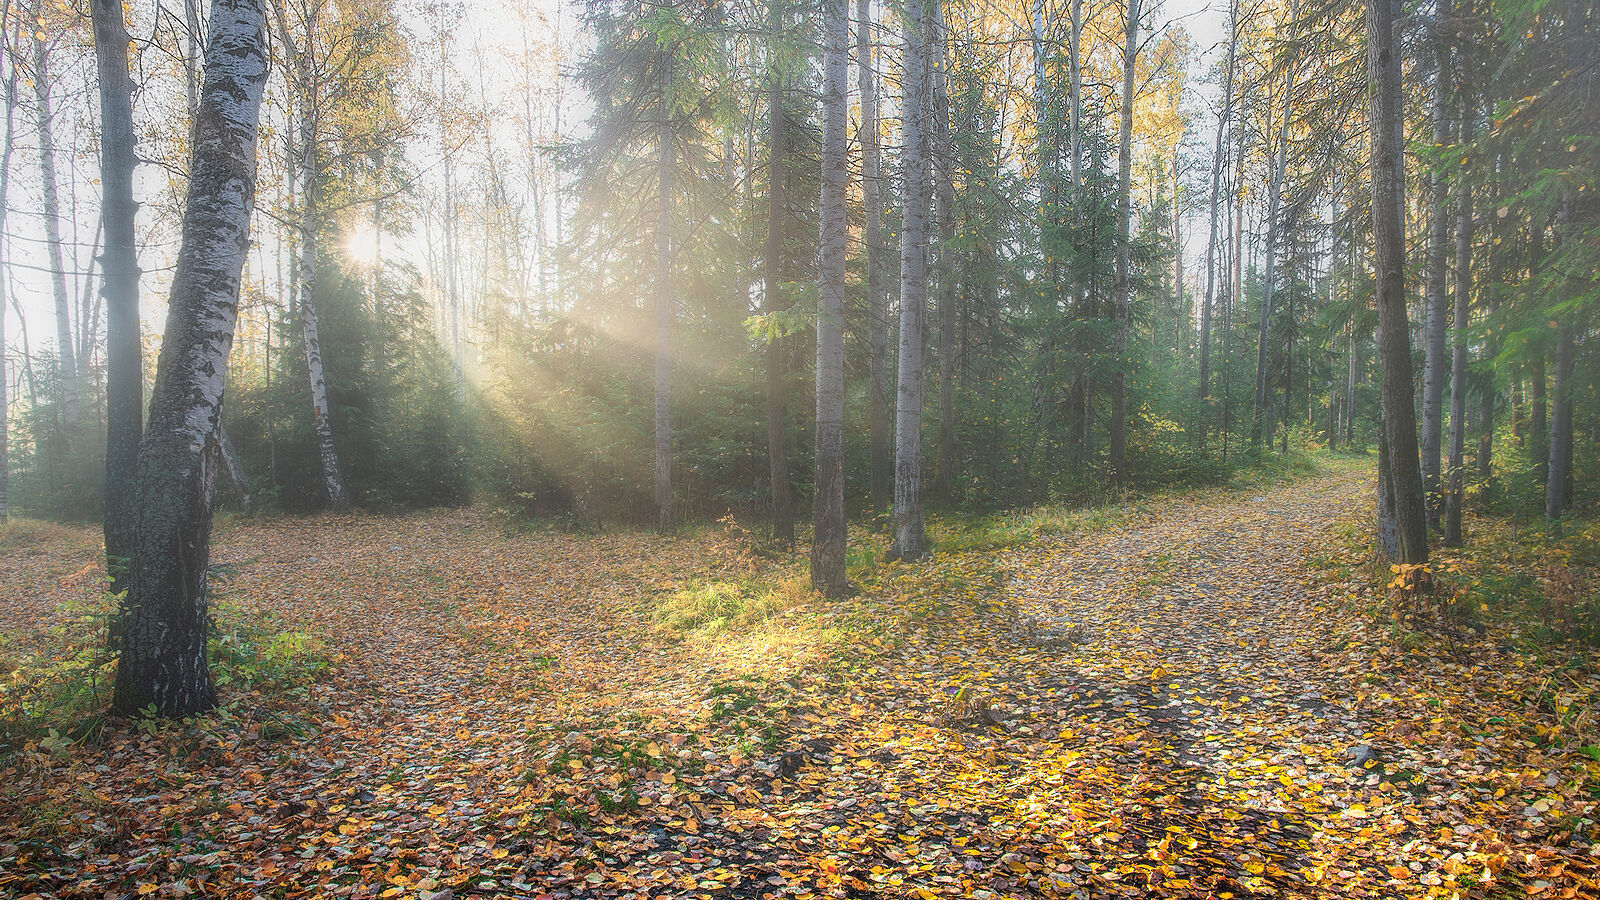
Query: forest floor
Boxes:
[{"xmin": 3, "ymin": 458, "xmax": 1599, "ymax": 899}]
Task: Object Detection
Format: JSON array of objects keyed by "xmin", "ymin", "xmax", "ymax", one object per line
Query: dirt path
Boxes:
[{"xmin": 5, "ymin": 465, "xmax": 1594, "ymax": 899}]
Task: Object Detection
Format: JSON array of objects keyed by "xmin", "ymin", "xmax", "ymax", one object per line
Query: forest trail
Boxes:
[{"xmin": 5, "ymin": 463, "xmax": 1595, "ymax": 898}]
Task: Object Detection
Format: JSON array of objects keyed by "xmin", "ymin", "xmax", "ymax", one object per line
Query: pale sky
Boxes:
[{"xmin": 2, "ymin": 0, "xmax": 1237, "ymax": 387}]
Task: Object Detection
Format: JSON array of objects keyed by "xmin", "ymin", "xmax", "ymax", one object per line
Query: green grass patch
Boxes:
[
  {"xmin": 1, "ymin": 583, "xmax": 331, "ymax": 755},
  {"xmin": 651, "ymin": 574, "xmax": 813, "ymax": 639}
]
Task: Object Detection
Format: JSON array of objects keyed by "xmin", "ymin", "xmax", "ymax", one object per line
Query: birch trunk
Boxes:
[
  {"xmin": 888, "ymin": 0, "xmax": 928, "ymax": 562},
  {"xmin": 812, "ymin": 0, "xmax": 850, "ymax": 594},
  {"xmin": 296, "ymin": 152, "xmax": 349, "ymax": 510},
  {"xmin": 275, "ymin": 6, "xmax": 350, "ymax": 510},
  {"xmin": 112, "ymin": 0, "xmax": 269, "ymax": 717},
  {"xmin": 219, "ymin": 425, "xmax": 253, "ymax": 515},
  {"xmin": 33, "ymin": 24, "xmax": 79, "ymax": 428},
  {"xmin": 1109, "ymin": 0, "xmax": 1138, "ymax": 482},
  {"xmin": 92, "ymin": 0, "xmax": 143, "ymax": 592},
  {"xmin": 1366, "ymin": 0, "xmax": 1428, "ymax": 564},
  {"xmin": 857, "ymin": 0, "xmax": 890, "ymax": 514},
  {"xmin": 655, "ymin": 77, "xmax": 674, "ymax": 532},
  {"xmin": 764, "ymin": 66, "xmax": 794, "ymax": 546}
]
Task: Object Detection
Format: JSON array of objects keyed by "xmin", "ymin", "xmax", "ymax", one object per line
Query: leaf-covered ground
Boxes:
[{"xmin": 3, "ymin": 463, "xmax": 1598, "ymax": 899}]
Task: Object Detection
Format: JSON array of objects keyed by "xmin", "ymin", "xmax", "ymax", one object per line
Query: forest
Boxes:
[{"xmin": 1, "ymin": 0, "xmax": 1598, "ymax": 895}]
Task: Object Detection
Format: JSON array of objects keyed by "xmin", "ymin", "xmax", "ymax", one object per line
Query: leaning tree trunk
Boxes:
[
  {"xmin": 112, "ymin": 0, "xmax": 270, "ymax": 717},
  {"xmin": 764, "ymin": 65, "xmax": 794, "ymax": 547},
  {"xmin": 1108, "ymin": 0, "xmax": 1138, "ymax": 483},
  {"xmin": 1366, "ymin": 0, "xmax": 1428, "ymax": 564},
  {"xmin": 1444, "ymin": 136, "xmax": 1472, "ymax": 547},
  {"xmin": 858, "ymin": 0, "xmax": 890, "ymax": 515},
  {"xmin": 812, "ymin": 0, "xmax": 850, "ymax": 595},
  {"xmin": 888, "ymin": 0, "xmax": 928, "ymax": 562},
  {"xmin": 219, "ymin": 425, "xmax": 253, "ymax": 515},
  {"xmin": 33, "ymin": 25, "xmax": 79, "ymax": 429},
  {"xmin": 654, "ymin": 77, "xmax": 674, "ymax": 532},
  {"xmin": 92, "ymin": 0, "xmax": 143, "ymax": 595}
]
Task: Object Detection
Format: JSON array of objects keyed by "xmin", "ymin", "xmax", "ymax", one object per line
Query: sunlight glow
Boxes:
[{"xmin": 344, "ymin": 225, "xmax": 382, "ymax": 267}]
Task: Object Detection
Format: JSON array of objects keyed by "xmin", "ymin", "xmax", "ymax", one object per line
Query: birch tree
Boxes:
[
  {"xmin": 888, "ymin": 0, "xmax": 928, "ymax": 562},
  {"xmin": 273, "ymin": 0, "xmax": 350, "ymax": 509},
  {"xmin": 112, "ymin": 0, "xmax": 270, "ymax": 717},
  {"xmin": 859, "ymin": 0, "xmax": 889, "ymax": 513}
]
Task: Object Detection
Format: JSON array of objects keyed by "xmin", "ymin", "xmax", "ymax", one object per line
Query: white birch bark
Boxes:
[
  {"xmin": 859, "ymin": 0, "xmax": 890, "ymax": 513},
  {"xmin": 112, "ymin": 0, "xmax": 270, "ymax": 717}
]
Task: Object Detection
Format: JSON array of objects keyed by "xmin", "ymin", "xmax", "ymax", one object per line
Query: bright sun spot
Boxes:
[{"xmin": 344, "ymin": 226, "xmax": 382, "ymax": 266}]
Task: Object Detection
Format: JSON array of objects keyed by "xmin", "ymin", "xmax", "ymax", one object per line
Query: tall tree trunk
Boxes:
[
  {"xmin": 1252, "ymin": 52, "xmax": 1294, "ymax": 451},
  {"xmin": 1528, "ymin": 212, "xmax": 1548, "ymax": 479},
  {"xmin": 1546, "ymin": 194, "xmax": 1576, "ymax": 523},
  {"xmin": 1068, "ymin": 0, "xmax": 1082, "ymax": 190},
  {"xmin": 1376, "ymin": 398, "xmax": 1399, "ymax": 559},
  {"xmin": 1171, "ymin": 156, "xmax": 1185, "ymax": 359},
  {"xmin": 1366, "ymin": 0, "xmax": 1428, "ymax": 564},
  {"xmin": 112, "ymin": 0, "xmax": 269, "ymax": 717},
  {"xmin": 858, "ymin": 0, "xmax": 890, "ymax": 514},
  {"xmin": 655, "ymin": 77, "xmax": 674, "ymax": 532},
  {"xmin": 219, "ymin": 425, "xmax": 253, "ymax": 515},
  {"xmin": 1420, "ymin": 17, "xmax": 1452, "ymax": 531},
  {"xmin": 930, "ymin": 0, "xmax": 956, "ymax": 504},
  {"xmin": 812, "ymin": 0, "xmax": 850, "ymax": 595},
  {"xmin": 33, "ymin": 24, "xmax": 79, "ymax": 429},
  {"xmin": 1109, "ymin": 0, "xmax": 1137, "ymax": 483},
  {"xmin": 92, "ymin": 0, "xmax": 143, "ymax": 594},
  {"xmin": 888, "ymin": 0, "xmax": 928, "ymax": 562},
  {"xmin": 1444, "ymin": 129, "xmax": 1472, "ymax": 547},
  {"xmin": 0, "ymin": 13, "xmax": 17, "ymax": 524},
  {"xmin": 1345, "ymin": 318, "xmax": 1357, "ymax": 446},
  {"xmin": 764, "ymin": 66, "xmax": 794, "ymax": 546},
  {"xmin": 275, "ymin": 8, "xmax": 350, "ymax": 510},
  {"xmin": 1199, "ymin": 0, "xmax": 1230, "ymax": 426},
  {"xmin": 1546, "ymin": 318, "xmax": 1574, "ymax": 523}
]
